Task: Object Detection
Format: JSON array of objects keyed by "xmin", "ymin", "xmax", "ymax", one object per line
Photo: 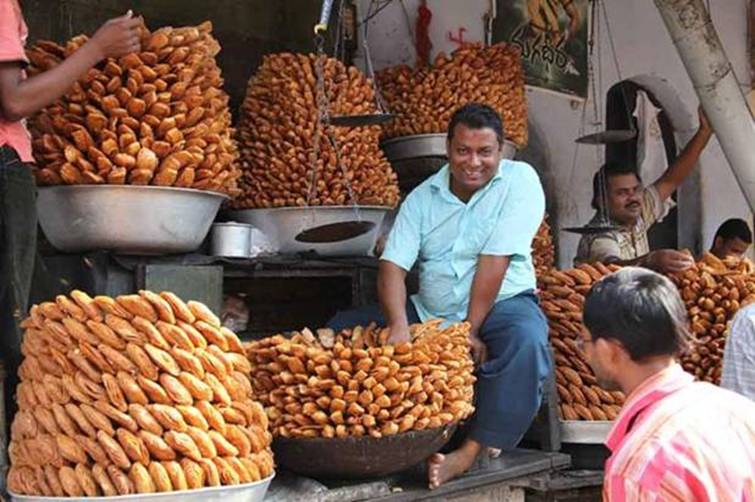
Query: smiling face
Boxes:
[{"xmin": 446, "ymin": 124, "xmax": 503, "ymax": 201}]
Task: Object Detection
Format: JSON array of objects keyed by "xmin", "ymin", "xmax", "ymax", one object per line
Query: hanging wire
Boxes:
[
  {"xmin": 357, "ymin": 0, "xmax": 392, "ymax": 27},
  {"xmin": 600, "ymin": 0, "xmax": 636, "ymax": 131},
  {"xmin": 333, "ymin": 0, "xmax": 346, "ymax": 63},
  {"xmin": 356, "ymin": 0, "xmax": 391, "ymax": 114},
  {"xmin": 565, "ymin": 1, "xmax": 597, "ymax": 225},
  {"xmin": 398, "ymin": 0, "xmax": 416, "ymax": 48}
]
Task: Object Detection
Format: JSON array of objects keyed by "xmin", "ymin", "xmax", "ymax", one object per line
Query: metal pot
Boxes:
[{"xmin": 210, "ymin": 222, "xmax": 253, "ymax": 258}]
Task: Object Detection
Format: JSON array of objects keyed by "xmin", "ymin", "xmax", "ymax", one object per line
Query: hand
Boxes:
[
  {"xmin": 645, "ymin": 249, "xmax": 695, "ymax": 274},
  {"xmin": 88, "ymin": 11, "xmax": 143, "ymax": 60},
  {"xmin": 469, "ymin": 333, "xmax": 488, "ymax": 367},
  {"xmin": 386, "ymin": 322, "xmax": 411, "ymax": 345},
  {"xmin": 698, "ymin": 106, "xmax": 713, "ymax": 137}
]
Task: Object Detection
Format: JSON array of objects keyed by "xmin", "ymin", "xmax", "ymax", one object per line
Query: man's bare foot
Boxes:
[{"xmin": 427, "ymin": 440, "xmax": 482, "ymax": 489}]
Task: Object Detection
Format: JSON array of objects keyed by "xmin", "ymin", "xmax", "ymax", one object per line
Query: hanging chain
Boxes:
[
  {"xmin": 308, "ymin": 32, "xmax": 359, "ymax": 208},
  {"xmin": 307, "ymin": 34, "xmax": 330, "ymax": 207}
]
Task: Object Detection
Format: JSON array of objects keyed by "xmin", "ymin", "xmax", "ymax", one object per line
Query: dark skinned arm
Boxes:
[
  {"xmin": 466, "ymin": 255, "xmax": 510, "ymax": 365},
  {"xmin": 653, "ymin": 107, "xmax": 713, "ymax": 202},
  {"xmin": 0, "ymin": 12, "xmax": 142, "ymax": 122},
  {"xmin": 378, "ymin": 260, "xmax": 411, "ymax": 344},
  {"xmin": 585, "ymin": 249, "xmax": 693, "ymax": 273}
]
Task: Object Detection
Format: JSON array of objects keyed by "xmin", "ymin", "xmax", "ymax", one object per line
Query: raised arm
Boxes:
[{"xmin": 653, "ymin": 107, "xmax": 713, "ymax": 202}]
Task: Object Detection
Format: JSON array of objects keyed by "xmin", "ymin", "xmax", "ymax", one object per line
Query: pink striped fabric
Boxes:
[{"xmin": 603, "ymin": 364, "xmax": 755, "ymax": 501}]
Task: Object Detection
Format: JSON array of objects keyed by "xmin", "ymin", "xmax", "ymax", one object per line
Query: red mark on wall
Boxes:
[{"xmin": 448, "ymin": 27, "xmax": 467, "ymax": 46}]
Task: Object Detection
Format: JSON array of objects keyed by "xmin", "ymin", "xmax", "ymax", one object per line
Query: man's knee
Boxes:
[{"xmin": 485, "ymin": 299, "xmax": 548, "ymax": 346}]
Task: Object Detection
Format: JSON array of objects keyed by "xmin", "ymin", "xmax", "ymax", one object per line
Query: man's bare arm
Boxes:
[
  {"xmin": 378, "ymin": 260, "xmax": 410, "ymax": 343},
  {"xmin": 0, "ymin": 13, "xmax": 141, "ymax": 121},
  {"xmin": 654, "ymin": 108, "xmax": 713, "ymax": 202},
  {"xmin": 466, "ymin": 255, "xmax": 510, "ymax": 364}
]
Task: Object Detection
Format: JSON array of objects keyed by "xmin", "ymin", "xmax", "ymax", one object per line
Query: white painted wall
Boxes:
[{"xmin": 358, "ymin": 0, "xmax": 752, "ymax": 267}]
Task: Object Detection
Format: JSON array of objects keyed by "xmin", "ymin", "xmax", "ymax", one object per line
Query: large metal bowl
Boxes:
[
  {"xmin": 381, "ymin": 133, "xmax": 517, "ymax": 162},
  {"xmin": 37, "ymin": 185, "xmax": 228, "ymax": 255},
  {"xmin": 228, "ymin": 206, "xmax": 391, "ymax": 257},
  {"xmin": 272, "ymin": 424, "xmax": 457, "ymax": 479},
  {"xmin": 10, "ymin": 473, "xmax": 274, "ymax": 502}
]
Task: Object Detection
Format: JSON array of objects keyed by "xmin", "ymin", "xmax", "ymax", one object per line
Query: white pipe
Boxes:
[{"xmin": 654, "ymin": 0, "xmax": 755, "ymax": 212}]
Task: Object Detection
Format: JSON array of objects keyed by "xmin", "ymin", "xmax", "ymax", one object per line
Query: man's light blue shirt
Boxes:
[{"xmin": 381, "ymin": 159, "xmax": 545, "ymax": 322}]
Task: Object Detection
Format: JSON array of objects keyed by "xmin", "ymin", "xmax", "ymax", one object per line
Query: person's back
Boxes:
[{"xmin": 605, "ymin": 367, "xmax": 755, "ymax": 500}]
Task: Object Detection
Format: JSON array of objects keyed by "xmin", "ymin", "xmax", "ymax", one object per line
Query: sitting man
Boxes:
[
  {"xmin": 709, "ymin": 217, "xmax": 752, "ymax": 260},
  {"xmin": 582, "ymin": 268, "xmax": 755, "ymax": 501},
  {"xmin": 328, "ymin": 103, "xmax": 552, "ymax": 489}
]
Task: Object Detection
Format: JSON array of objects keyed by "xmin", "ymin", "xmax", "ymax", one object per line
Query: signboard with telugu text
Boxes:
[{"xmin": 494, "ymin": 0, "xmax": 589, "ymax": 98}]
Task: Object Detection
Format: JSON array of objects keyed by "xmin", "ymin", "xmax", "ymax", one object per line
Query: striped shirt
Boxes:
[
  {"xmin": 604, "ymin": 364, "xmax": 755, "ymax": 501},
  {"xmin": 722, "ymin": 303, "xmax": 755, "ymax": 400},
  {"xmin": 574, "ymin": 185, "xmax": 673, "ymax": 265}
]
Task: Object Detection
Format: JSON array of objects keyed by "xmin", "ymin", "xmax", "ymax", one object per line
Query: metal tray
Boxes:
[
  {"xmin": 273, "ymin": 424, "xmax": 457, "ymax": 479},
  {"xmin": 559, "ymin": 420, "xmax": 613, "ymax": 444},
  {"xmin": 228, "ymin": 206, "xmax": 391, "ymax": 257},
  {"xmin": 37, "ymin": 185, "xmax": 228, "ymax": 255},
  {"xmin": 10, "ymin": 473, "xmax": 274, "ymax": 502},
  {"xmin": 381, "ymin": 133, "xmax": 517, "ymax": 162}
]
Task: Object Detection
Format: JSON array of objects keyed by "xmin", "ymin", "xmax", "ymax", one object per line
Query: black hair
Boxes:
[
  {"xmin": 447, "ymin": 103, "xmax": 505, "ymax": 146},
  {"xmin": 583, "ymin": 267, "xmax": 690, "ymax": 361},
  {"xmin": 591, "ymin": 163, "xmax": 642, "ymax": 210},
  {"xmin": 713, "ymin": 218, "xmax": 752, "ymax": 244}
]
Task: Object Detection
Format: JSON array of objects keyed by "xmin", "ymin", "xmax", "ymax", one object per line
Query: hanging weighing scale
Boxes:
[
  {"xmin": 562, "ymin": 0, "xmax": 635, "ymax": 235},
  {"xmin": 318, "ymin": 0, "xmax": 395, "ymax": 128},
  {"xmin": 291, "ymin": 0, "xmax": 393, "ymax": 245}
]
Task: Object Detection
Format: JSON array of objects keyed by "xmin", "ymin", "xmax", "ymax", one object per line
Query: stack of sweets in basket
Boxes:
[
  {"xmin": 532, "ymin": 219, "xmax": 555, "ymax": 277},
  {"xmin": 26, "ymin": 20, "xmax": 241, "ymax": 196},
  {"xmin": 538, "ymin": 264, "xmax": 627, "ymax": 421},
  {"xmin": 669, "ymin": 252, "xmax": 755, "ymax": 384},
  {"xmin": 232, "ymin": 53, "xmax": 399, "ymax": 209},
  {"xmin": 247, "ymin": 320, "xmax": 475, "ymax": 439},
  {"xmin": 7, "ymin": 290, "xmax": 272, "ymax": 496}
]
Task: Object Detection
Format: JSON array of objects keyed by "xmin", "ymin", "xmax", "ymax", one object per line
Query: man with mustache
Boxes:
[
  {"xmin": 574, "ymin": 108, "xmax": 712, "ymax": 273},
  {"xmin": 329, "ymin": 103, "xmax": 551, "ymax": 489}
]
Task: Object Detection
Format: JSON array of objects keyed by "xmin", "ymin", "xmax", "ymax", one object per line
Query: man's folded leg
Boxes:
[
  {"xmin": 469, "ymin": 292, "xmax": 552, "ymax": 449},
  {"xmin": 428, "ymin": 292, "xmax": 552, "ymax": 489}
]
